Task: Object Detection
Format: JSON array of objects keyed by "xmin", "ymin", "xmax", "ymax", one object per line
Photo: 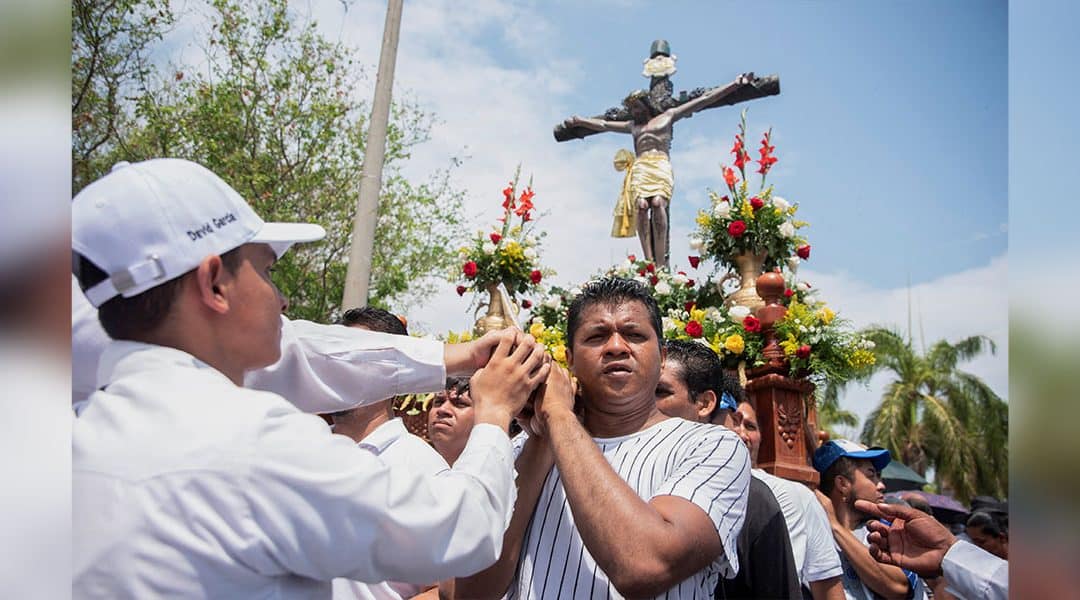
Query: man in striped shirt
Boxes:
[{"xmin": 458, "ymin": 277, "xmax": 751, "ymax": 599}]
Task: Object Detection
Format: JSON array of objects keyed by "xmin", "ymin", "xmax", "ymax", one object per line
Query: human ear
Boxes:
[
  {"xmin": 696, "ymin": 390, "xmax": 717, "ymax": 420},
  {"xmin": 193, "ymin": 254, "xmax": 230, "ymax": 315}
]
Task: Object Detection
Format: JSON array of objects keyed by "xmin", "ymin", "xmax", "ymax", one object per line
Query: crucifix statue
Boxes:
[{"xmin": 555, "ymin": 40, "xmax": 780, "ymax": 268}]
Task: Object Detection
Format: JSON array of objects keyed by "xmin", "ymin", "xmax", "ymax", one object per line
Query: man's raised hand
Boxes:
[
  {"xmin": 854, "ymin": 499, "xmax": 957, "ymax": 577},
  {"xmin": 469, "ymin": 331, "xmax": 551, "ymax": 431}
]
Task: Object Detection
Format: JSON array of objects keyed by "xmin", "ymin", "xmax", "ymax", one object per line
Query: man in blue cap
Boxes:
[{"xmin": 813, "ymin": 440, "xmax": 923, "ymax": 600}]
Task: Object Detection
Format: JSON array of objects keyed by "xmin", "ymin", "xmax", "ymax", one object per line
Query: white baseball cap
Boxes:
[{"xmin": 72, "ymin": 158, "xmax": 326, "ymax": 307}]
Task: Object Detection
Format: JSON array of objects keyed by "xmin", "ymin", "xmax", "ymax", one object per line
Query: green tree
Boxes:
[
  {"xmin": 73, "ymin": 0, "xmax": 465, "ymax": 320},
  {"xmin": 851, "ymin": 328, "xmax": 1007, "ymax": 503}
]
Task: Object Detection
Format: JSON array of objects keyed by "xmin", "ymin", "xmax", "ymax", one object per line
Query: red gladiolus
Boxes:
[
  {"xmin": 796, "ymin": 244, "xmax": 811, "ymax": 260},
  {"xmin": 784, "ymin": 288, "xmax": 794, "ymax": 297},
  {"xmin": 723, "ymin": 167, "xmax": 738, "ymax": 189},
  {"xmin": 685, "ymin": 320, "xmax": 704, "ymax": 338},
  {"xmin": 728, "ymin": 220, "xmax": 747, "ymax": 237},
  {"xmin": 646, "ymin": 263, "xmax": 656, "ymax": 273},
  {"xmin": 743, "ymin": 315, "xmax": 762, "ymax": 333},
  {"xmin": 750, "ymin": 196, "xmax": 764, "ymax": 211},
  {"xmin": 796, "ymin": 345, "xmax": 811, "ymax": 359},
  {"xmin": 522, "ymin": 299, "xmax": 532, "ymax": 309},
  {"xmin": 757, "ymin": 130, "xmax": 778, "ymax": 176},
  {"xmin": 649, "ymin": 275, "xmax": 659, "ymax": 286},
  {"xmin": 731, "ymin": 134, "xmax": 750, "ymax": 170},
  {"xmin": 502, "ymin": 184, "xmax": 515, "ymax": 209},
  {"xmin": 490, "ymin": 232, "xmax": 502, "ymax": 244},
  {"xmin": 456, "ymin": 285, "xmax": 467, "ymax": 296},
  {"xmin": 515, "ymin": 187, "xmax": 535, "ymax": 219},
  {"xmin": 684, "ymin": 301, "xmax": 696, "ymax": 313},
  {"xmin": 530, "ymin": 269, "xmax": 543, "ymax": 284},
  {"xmin": 628, "ymin": 254, "xmax": 636, "ymax": 262},
  {"xmin": 463, "ymin": 261, "xmax": 478, "ymax": 278},
  {"xmin": 688, "ymin": 255, "xmax": 700, "ymax": 269}
]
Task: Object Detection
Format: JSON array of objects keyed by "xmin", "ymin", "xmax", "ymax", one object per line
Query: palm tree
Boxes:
[{"xmin": 835, "ymin": 328, "xmax": 1007, "ymax": 504}]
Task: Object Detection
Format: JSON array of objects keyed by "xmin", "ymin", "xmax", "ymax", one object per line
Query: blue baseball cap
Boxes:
[{"xmin": 813, "ymin": 439, "xmax": 891, "ymax": 473}]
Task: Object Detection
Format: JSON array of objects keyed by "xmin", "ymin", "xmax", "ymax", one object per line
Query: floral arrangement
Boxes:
[
  {"xmin": 691, "ymin": 110, "xmax": 810, "ymax": 272},
  {"xmin": 453, "ymin": 168, "xmax": 552, "ymax": 299}
]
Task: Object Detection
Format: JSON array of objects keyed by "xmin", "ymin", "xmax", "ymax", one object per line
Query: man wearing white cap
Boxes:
[{"xmin": 72, "ymin": 159, "xmax": 550, "ymax": 598}]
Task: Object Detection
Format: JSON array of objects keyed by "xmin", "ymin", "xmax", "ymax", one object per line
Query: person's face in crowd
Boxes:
[
  {"xmin": 428, "ymin": 387, "xmax": 475, "ymax": 464},
  {"xmin": 734, "ymin": 402, "xmax": 761, "ymax": 464},
  {"xmin": 655, "ymin": 359, "xmax": 712, "ymax": 423},
  {"xmin": 221, "ymin": 243, "xmax": 287, "ymax": 371},
  {"xmin": 568, "ymin": 300, "xmax": 663, "ymax": 409},
  {"xmin": 843, "ymin": 458, "xmax": 886, "ymax": 511},
  {"xmin": 967, "ymin": 524, "xmax": 1008, "ymax": 559}
]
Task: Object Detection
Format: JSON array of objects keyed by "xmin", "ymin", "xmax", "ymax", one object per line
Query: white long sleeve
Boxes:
[{"xmin": 942, "ymin": 540, "xmax": 1008, "ymax": 600}]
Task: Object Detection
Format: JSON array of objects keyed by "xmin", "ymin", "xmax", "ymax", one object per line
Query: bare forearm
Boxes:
[
  {"xmin": 455, "ymin": 437, "xmax": 554, "ymax": 599},
  {"xmin": 832, "ymin": 525, "xmax": 909, "ymax": 600},
  {"xmin": 810, "ymin": 576, "xmax": 845, "ymax": 600}
]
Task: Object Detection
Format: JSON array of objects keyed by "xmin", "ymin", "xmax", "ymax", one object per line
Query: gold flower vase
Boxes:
[
  {"xmin": 724, "ymin": 251, "xmax": 768, "ymax": 312},
  {"xmin": 474, "ymin": 283, "xmax": 518, "ymax": 335}
]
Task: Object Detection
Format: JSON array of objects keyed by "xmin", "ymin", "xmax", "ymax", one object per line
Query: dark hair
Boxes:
[
  {"xmin": 445, "ymin": 376, "xmax": 470, "ymax": 395},
  {"xmin": 967, "ymin": 511, "xmax": 1007, "ymax": 537},
  {"xmin": 340, "ymin": 306, "xmax": 408, "ymax": 336},
  {"xmin": 566, "ymin": 277, "xmax": 662, "ymax": 351},
  {"xmin": 74, "ymin": 249, "xmax": 243, "ymax": 341},
  {"xmin": 819, "ymin": 455, "xmax": 857, "ymax": 496},
  {"xmin": 622, "ymin": 89, "xmax": 658, "ymax": 117},
  {"xmin": 664, "ymin": 339, "xmax": 731, "ymax": 421}
]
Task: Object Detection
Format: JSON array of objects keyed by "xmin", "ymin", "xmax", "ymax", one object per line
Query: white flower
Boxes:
[
  {"xmin": 634, "ymin": 275, "xmax": 648, "ymax": 285},
  {"xmin": 475, "ymin": 228, "xmax": 485, "ymax": 238},
  {"xmin": 543, "ymin": 295, "xmax": 562, "ymax": 309},
  {"xmin": 771, "ymin": 196, "xmax": 791, "ymax": 212},
  {"xmin": 799, "ymin": 325, "xmax": 808, "ymax": 333},
  {"xmin": 662, "ymin": 317, "xmax": 675, "ymax": 332},
  {"xmin": 615, "ymin": 264, "xmax": 630, "ymax": 276},
  {"xmin": 654, "ymin": 280, "xmax": 672, "ymax": 296},
  {"xmin": 642, "ymin": 55, "xmax": 677, "ymax": 78},
  {"xmin": 525, "ymin": 235, "xmax": 537, "ymax": 246},
  {"xmin": 570, "ymin": 286, "xmax": 583, "ymax": 297},
  {"xmin": 786, "ymin": 256, "xmax": 801, "ymax": 273},
  {"xmin": 524, "ymin": 247, "xmax": 538, "ymax": 260},
  {"xmin": 779, "ymin": 221, "xmax": 796, "ymax": 238},
  {"xmin": 798, "ymin": 281, "xmax": 811, "ymax": 292},
  {"xmin": 729, "ymin": 305, "xmax": 751, "ymax": 322},
  {"xmin": 860, "ymin": 339, "xmax": 876, "ymax": 350},
  {"xmin": 705, "ymin": 307, "xmax": 722, "ymax": 323},
  {"xmin": 671, "ymin": 272, "xmax": 689, "ymax": 285},
  {"xmin": 689, "ymin": 236, "xmax": 705, "ymax": 251},
  {"xmin": 714, "ymin": 201, "xmax": 732, "ymax": 219},
  {"xmin": 482, "ymin": 241, "xmax": 497, "ymax": 254}
]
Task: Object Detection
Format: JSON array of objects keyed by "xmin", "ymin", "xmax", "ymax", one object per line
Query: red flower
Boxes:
[
  {"xmin": 522, "ymin": 299, "xmax": 532, "ymax": 309},
  {"xmin": 796, "ymin": 345, "xmax": 812, "ymax": 359},
  {"xmin": 796, "ymin": 244, "xmax": 811, "ymax": 260},
  {"xmin": 646, "ymin": 263, "xmax": 656, "ymax": 273},
  {"xmin": 743, "ymin": 315, "xmax": 762, "ymax": 333},
  {"xmin": 756, "ymin": 130, "xmax": 778, "ymax": 175},
  {"xmin": 530, "ymin": 269, "xmax": 543, "ymax": 284},
  {"xmin": 723, "ymin": 167, "xmax": 738, "ymax": 189},
  {"xmin": 515, "ymin": 187, "xmax": 535, "ymax": 219},
  {"xmin": 638, "ymin": 267, "xmax": 647, "ymax": 276},
  {"xmin": 463, "ymin": 261, "xmax": 478, "ymax": 278},
  {"xmin": 456, "ymin": 285, "xmax": 467, "ymax": 296},
  {"xmin": 684, "ymin": 301, "xmax": 696, "ymax": 313},
  {"xmin": 685, "ymin": 320, "xmax": 704, "ymax": 338},
  {"xmin": 686, "ymin": 279, "xmax": 695, "ymax": 288},
  {"xmin": 784, "ymin": 288, "xmax": 794, "ymax": 298},
  {"xmin": 750, "ymin": 196, "xmax": 764, "ymax": 211},
  {"xmin": 731, "ymin": 134, "xmax": 750, "ymax": 170},
  {"xmin": 628, "ymin": 254, "xmax": 636, "ymax": 262},
  {"xmin": 489, "ymin": 232, "xmax": 502, "ymax": 244},
  {"xmin": 649, "ymin": 275, "xmax": 659, "ymax": 286},
  {"xmin": 688, "ymin": 256, "xmax": 700, "ymax": 269},
  {"xmin": 727, "ymin": 220, "xmax": 747, "ymax": 237},
  {"xmin": 502, "ymin": 184, "xmax": 515, "ymax": 209}
]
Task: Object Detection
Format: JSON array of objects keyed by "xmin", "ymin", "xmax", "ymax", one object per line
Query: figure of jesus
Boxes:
[{"xmin": 562, "ymin": 73, "xmax": 754, "ymax": 268}]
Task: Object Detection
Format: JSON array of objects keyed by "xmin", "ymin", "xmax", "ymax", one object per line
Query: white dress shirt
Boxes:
[
  {"xmin": 72, "ymin": 277, "xmax": 448, "ymax": 413},
  {"xmin": 942, "ymin": 540, "xmax": 1008, "ymax": 600},
  {"xmin": 73, "ymin": 341, "xmax": 514, "ymax": 599},
  {"xmin": 332, "ymin": 418, "xmax": 450, "ymax": 600},
  {"xmin": 753, "ymin": 468, "xmax": 844, "ymax": 586}
]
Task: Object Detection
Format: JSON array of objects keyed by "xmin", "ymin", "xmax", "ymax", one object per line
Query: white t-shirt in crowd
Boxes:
[
  {"xmin": 332, "ymin": 418, "xmax": 450, "ymax": 600},
  {"xmin": 508, "ymin": 417, "xmax": 750, "ymax": 600},
  {"xmin": 753, "ymin": 468, "xmax": 844, "ymax": 586}
]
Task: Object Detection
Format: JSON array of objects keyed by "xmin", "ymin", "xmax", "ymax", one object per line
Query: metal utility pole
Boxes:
[{"xmin": 342, "ymin": 0, "xmax": 403, "ymax": 308}]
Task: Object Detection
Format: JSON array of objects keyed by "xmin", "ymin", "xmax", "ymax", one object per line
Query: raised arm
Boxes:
[
  {"xmin": 562, "ymin": 115, "xmax": 632, "ymax": 134},
  {"xmin": 668, "ymin": 73, "xmax": 754, "ymax": 121},
  {"xmin": 815, "ymin": 491, "xmax": 910, "ymax": 600}
]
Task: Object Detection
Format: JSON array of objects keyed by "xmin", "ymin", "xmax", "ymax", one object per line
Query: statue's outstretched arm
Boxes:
[
  {"xmin": 669, "ymin": 73, "xmax": 755, "ymax": 121},
  {"xmin": 562, "ymin": 115, "xmax": 632, "ymax": 134}
]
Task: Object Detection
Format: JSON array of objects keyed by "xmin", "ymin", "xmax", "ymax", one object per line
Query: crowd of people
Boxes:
[{"xmin": 71, "ymin": 159, "xmax": 1007, "ymax": 599}]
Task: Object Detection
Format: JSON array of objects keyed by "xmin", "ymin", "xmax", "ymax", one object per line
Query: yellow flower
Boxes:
[
  {"xmin": 819, "ymin": 307, "xmax": 836, "ymax": 325},
  {"xmin": 552, "ymin": 344, "xmax": 567, "ymax": 364},
  {"xmin": 695, "ymin": 210, "xmax": 711, "ymax": 227},
  {"xmin": 529, "ymin": 322, "xmax": 546, "ymax": 339},
  {"xmin": 724, "ymin": 334, "xmax": 745, "ymax": 355},
  {"xmin": 780, "ymin": 333, "xmax": 799, "ymax": 357},
  {"xmin": 689, "ymin": 307, "xmax": 707, "ymax": 323},
  {"xmin": 848, "ymin": 348, "xmax": 876, "ymax": 368},
  {"xmin": 740, "ymin": 200, "xmax": 754, "ymax": 220}
]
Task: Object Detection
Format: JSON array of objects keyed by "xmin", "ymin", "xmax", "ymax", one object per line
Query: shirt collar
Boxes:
[
  {"xmin": 357, "ymin": 417, "xmax": 408, "ymax": 455},
  {"xmin": 97, "ymin": 340, "xmax": 234, "ymax": 389}
]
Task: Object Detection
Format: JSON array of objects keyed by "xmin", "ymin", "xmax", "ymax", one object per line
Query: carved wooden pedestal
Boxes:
[{"xmin": 746, "ymin": 371, "xmax": 820, "ymax": 486}]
